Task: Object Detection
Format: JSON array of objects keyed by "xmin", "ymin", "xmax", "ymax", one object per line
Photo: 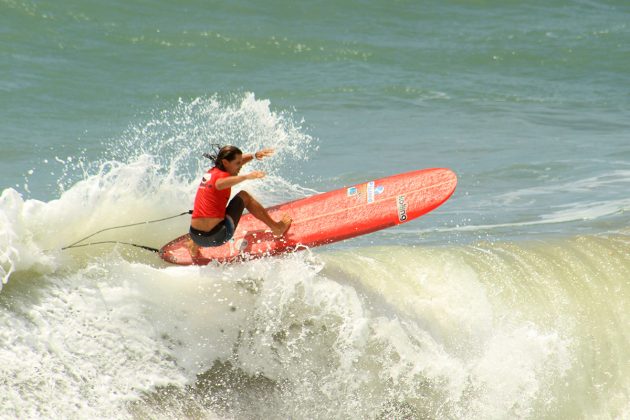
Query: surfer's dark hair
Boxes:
[{"xmin": 203, "ymin": 145, "xmax": 243, "ymax": 171}]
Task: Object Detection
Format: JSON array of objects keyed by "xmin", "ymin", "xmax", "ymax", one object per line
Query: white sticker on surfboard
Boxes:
[{"xmin": 367, "ymin": 181, "xmax": 375, "ymax": 204}]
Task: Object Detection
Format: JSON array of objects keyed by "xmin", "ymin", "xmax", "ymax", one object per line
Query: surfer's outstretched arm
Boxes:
[
  {"xmin": 215, "ymin": 170, "xmax": 265, "ymax": 190},
  {"xmin": 242, "ymin": 148, "xmax": 275, "ymax": 165}
]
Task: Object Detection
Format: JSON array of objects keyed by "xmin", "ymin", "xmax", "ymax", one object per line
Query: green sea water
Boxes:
[{"xmin": 1, "ymin": 0, "xmax": 629, "ymax": 418}]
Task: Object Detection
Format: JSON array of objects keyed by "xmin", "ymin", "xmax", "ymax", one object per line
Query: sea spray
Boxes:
[{"xmin": 105, "ymin": 93, "xmax": 316, "ymax": 187}]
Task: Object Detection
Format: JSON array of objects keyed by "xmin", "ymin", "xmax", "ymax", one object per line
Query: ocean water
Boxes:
[{"xmin": 1, "ymin": 0, "xmax": 629, "ymax": 418}]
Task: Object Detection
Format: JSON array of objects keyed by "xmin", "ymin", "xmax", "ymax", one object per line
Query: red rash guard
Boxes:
[{"xmin": 192, "ymin": 167, "xmax": 231, "ymax": 219}]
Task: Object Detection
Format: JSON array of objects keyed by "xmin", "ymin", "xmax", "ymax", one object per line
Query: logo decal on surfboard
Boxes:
[
  {"xmin": 397, "ymin": 195, "xmax": 408, "ymax": 222},
  {"xmin": 367, "ymin": 181, "xmax": 375, "ymax": 204}
]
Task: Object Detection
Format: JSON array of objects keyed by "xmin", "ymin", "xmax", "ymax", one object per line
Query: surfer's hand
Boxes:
[
  {"xmin": 246, "ymin": 171, "xmax": 266, "ymax": 180},
  {"xmin": 255, "ymin": 148, "xmax": 275, "ymax": 160}
]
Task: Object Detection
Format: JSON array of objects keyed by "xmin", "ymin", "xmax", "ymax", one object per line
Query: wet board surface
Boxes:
[{"xmin": 159, "ymin": 168, "xmax": 457, "ymax": 265}]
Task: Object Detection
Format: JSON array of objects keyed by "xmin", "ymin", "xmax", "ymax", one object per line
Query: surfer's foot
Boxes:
[
  {"xmin": 186, "ymin": 237, "xmax": 201, "ymax": 258},
  {"xmin": 271, "ymin": 214, "xmax": 292, "ymax": 237}
]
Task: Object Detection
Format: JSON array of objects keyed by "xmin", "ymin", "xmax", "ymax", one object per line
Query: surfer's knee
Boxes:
[{"xmin": 236, "ymin": 190, "xmax": 252, "ymax": 205}]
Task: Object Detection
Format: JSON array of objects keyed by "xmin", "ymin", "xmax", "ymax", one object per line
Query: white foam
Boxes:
[
  {"xmin": 0, "ymin": 260, "xmax": 189, "ymax": 418},
  {"xmin": 316, "ymin": 247, "xmax": 576, "ymax": 418},
  {"xmin": 467, "ymin": 324, "xmax": 571, "ymax": 418},
  {"xmin": 0, "ymin": 188, "xmax": 57, "ymax": 288}
]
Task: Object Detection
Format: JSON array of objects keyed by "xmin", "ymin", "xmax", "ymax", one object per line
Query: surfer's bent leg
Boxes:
[{"xmin": 236, "ymin": 191, "xmax": 292, "ymax": 237}]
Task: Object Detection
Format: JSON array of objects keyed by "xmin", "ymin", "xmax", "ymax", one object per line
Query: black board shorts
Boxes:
[{"xmin": 189, "ymin": 195, "xmax": 245, "ymax": 247}]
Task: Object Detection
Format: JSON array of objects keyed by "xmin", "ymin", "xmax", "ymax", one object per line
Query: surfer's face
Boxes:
[{"xmin": 222, "ymin": 153, "xmax": 244, "ymax": 176}]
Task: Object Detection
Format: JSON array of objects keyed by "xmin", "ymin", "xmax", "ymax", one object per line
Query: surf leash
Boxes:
[
  {"xmin": 60, "ymin": 210, "xmax": 192, "ymax": 252},
  {"xmin": 62, "ymin": 241, "xmax": 162, "ymax": 253}
]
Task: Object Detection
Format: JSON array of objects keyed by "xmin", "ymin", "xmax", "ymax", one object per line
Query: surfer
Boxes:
[{"xmin": 188, "ymin": 145, "xmax": 292, "ymax": 256}]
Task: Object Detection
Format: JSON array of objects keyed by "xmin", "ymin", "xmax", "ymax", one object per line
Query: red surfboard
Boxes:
[{"xmin": 159, "ymin": 168, "xmax": 456, "ymax": 265}]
